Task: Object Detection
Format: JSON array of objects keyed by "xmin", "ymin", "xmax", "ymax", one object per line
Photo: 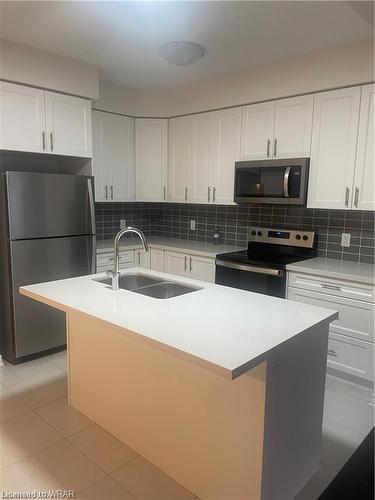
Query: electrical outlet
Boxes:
[
  {"xmin": 120, "ymin": 219, "xmax": 126, "ymax": 230},
  {"xmin": 341, "ymin": 233, "xmax": 351, "ymax": 247},
  {"xmin": 190, "ymin": 220, "xmax": 196, "ymax": 231}
]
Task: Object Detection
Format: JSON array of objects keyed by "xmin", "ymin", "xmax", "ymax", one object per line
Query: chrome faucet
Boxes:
[{"xmin": 107, "ymin": 227, "xmax": 149, "ymax": 291}]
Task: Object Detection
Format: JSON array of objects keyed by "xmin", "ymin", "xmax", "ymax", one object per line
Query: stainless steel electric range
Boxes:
[{"xmin": 215, "ymin": 227, "xmax": 316, "ymax": 298}]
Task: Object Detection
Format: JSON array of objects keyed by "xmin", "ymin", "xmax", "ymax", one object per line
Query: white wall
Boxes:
[
  {"xmin": 92, "ymin": 80, "xmax": 137, "ymax": 116},
  {"xmin": 0, "ymin": 39, "xmax": 99, "ymax": 99},
  {"xmin": 135, "ymin": 40, "xmax": 374, "ymax": 117}
]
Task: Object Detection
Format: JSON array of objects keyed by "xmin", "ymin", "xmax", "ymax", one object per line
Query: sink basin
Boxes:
[
  {"xmin": 133, "ymin": 282, "xmax": 201, "ymax": 299},
  {"xmin": 94, "ymin": 273, "xmax": 164, "ymax": 290}
]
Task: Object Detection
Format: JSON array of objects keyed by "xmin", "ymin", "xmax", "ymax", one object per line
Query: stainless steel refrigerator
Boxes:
[{"xmin": 0, "ymin": 171, "xmax": 96, "ymax": 364}]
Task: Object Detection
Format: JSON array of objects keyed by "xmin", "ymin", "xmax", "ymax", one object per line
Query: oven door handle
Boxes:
[
  {"xmin": 216, "ymin": 260, "xmax": 282, "ymax": 277},
  {"xmin": 283, "ymin": 166, "xmax": 291, "ymax": 198}
]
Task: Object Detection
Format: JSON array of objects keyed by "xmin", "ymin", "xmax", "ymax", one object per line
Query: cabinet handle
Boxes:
[
  {"xmin": 207, "ymin": 186, "xmax": 211, "ymax": 203},
  {"xmin": 42, "ymin": 131, "xmax": 46, "ymax": 151},
  {"xmin": 266, "ymin": 139, "xmax": 270, "ymax": 158},
  {"xmin": 184, "ymin": 187, "xmax": 188, "ymax": 202},
  {"xmin": 184, "ymin": 256, "xmax": 188, "ymax": 272},
  {"xmin": 273, "ymin": 138, "xmax": 277, "ymax": 157},
  {"xmin": 137, "ymin": 251, "xmax": 141, "ymax": 265},
  {"xmin": 110, "ymin": 185, "xmax": 114, "ymax": 200},
  {"xmin": 105, "ymin": 185, "xmax": 108, "ymax": 200},
  {"xmin": 213, "ymin": 186, "xmax": 216, "ymax": 203},
  {"xmin": 354, "ymin": 187, "xmax": 359, "ymax": 208},
  {"xmin": 327, "ymin": 349, "xmax": 338, "ymax": 358},
  {"xmin": 189, "ymin": 256, "xmax": 192, "ymax": 272},
  {"xmin": 163, "ymin": 186, "xmax": 166, "ymax": 201},
  {"xmin": 345, "ymin": 187, "xmax": 350, "ymax": 207},
  {"xmin": 50, "ymin": 132, "xmax": 54, "ymax": 152},
  {"xmin": 321, "ymin": 283, "xmax": 341, "ymax": 291}
]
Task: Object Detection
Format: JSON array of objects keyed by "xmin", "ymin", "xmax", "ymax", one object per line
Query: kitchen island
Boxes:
[{"xmin": 20, "ymin": 269, "xmax": 338, "ymax": 500}]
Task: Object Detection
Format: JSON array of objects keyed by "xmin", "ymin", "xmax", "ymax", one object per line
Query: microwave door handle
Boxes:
[{"xmin": 283, "ymin": 167, "xmax": 291, "ymax": 198}]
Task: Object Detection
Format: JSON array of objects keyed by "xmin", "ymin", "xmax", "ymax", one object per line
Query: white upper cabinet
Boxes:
[
  {"xmin": 92, "ymin": 110, "xmax": 135, "ymax": 202},
  {"xmin": 240, "ymin": 101, "xmax": 275, "ymax": 160},
  {"xmin": 190, "ymin": 112, "xmax": 216, "ymax": 204},
  {"xmin": 353, "ymin": 84, "xmax": 374, "ymax": 211},
  {"xmin": 135, "ymin": 119, "xmax": 168, "ymax": 202},
  {"xmin": 0, "ymin": 82, "xmax": 46, "ymax": 153},
  {"xmin": 92, "ymin": 111, "xmax": 106, "ymax": 202},
  {"xmin": 45, "ymin": 91, "xmax": 92, "ymax": 157},
  {"xmin": 273, "ymin": 95, "xmax": 313, "ymax": 158},
  {"xmin": 168, "ymin": 116, "xmax": 192, "ymax": 202},
  {"xmin": 213, "ymin": 107, "xmax": 241, "ymax": 205},
  {"xmin": 307, "ymin": 87, "xmax": 361, "ymax": 209}
]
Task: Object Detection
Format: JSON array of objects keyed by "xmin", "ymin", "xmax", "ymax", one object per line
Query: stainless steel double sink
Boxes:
[{"xmin": 94, "ymin": 273, "xmax": 202, "ymax": 299}]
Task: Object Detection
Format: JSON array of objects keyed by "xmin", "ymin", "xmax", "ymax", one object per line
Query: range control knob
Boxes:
[
  {"xmin": 257, "ymin": 231, "xmax": 263, "ymax": 236},
  {"xmin": 295, "ymin": 234, "xmax": 301, "ymax": 240},
  {"xmin": 303, "ymin": 235, "xmax": 309, "ymax": 241},
  {"xmin": 251, "ymin": 230, "xmax": 256, "ymax": 235}
]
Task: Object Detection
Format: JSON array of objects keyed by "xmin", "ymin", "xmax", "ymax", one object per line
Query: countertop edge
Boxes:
[{"xmin": 286, "ymin": 263, "xmax": 375, "ymax": 285}]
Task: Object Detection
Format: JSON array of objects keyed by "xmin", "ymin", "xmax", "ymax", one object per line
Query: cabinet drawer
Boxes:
[
  {"xmin": 287, "ymin": 287, "xmax": 374, "ymax": 342},
  {"xmin": 328, "ymin": 333, "xmax": 374, "ymax": 381},
  {"xmin": 97, "ymin": 250, "xmax": 135, "ymax": 270},
  {"xmin": 288, "ymin": 272, "xmax": 374, "ymax": 303}
]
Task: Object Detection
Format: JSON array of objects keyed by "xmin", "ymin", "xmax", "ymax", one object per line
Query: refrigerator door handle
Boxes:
[
  {"xmin": 87, "ymin": 178, "xmax": 96, "ymax": 235},
  {"xmin": 91, "ymin": 236, "xmax": 97, "ymax": 274}
]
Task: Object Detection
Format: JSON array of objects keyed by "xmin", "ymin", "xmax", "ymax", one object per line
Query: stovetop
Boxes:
[{"xmin": 216, "ymin": 227, "xmax": 317, "ymax": 270}]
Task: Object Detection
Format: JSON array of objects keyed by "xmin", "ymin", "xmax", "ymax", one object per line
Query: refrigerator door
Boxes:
[
  {"xmin": 9, "ymin": 235, "xmax": 95, "ymax": 359},
  {"xmin": 6, "ymin": 171, "xmax": 95, "ymax": 240}
]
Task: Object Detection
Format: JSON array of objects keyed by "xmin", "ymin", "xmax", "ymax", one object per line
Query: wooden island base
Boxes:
[{"xmin": 67, "ymin": 310, "xmax": 330, "ymax": 500}]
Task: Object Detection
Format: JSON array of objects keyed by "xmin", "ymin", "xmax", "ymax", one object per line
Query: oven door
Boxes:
[
  {"xmin": 234, "ymin": 158, "xmax": 309, "ymax": 205},
  {"xmin": 215, "ymin": 260, "xmax": 286, "ymax": 298}
]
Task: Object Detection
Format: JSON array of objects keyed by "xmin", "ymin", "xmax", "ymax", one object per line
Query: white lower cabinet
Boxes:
[
  {"xmin": 135, "ymin": 249, "xmax": 150, "ymax": 269},
  {"xmin": 97, "ymin": 250, "xmax": 135, "ymax": 273},
  {"xmin": 164, "ymin": 250, "xmax": 215, "ymax": 283},
  {"xmin": 150, "ymin": 248, "xmax": 165, "ymax": 272},
  {"xmin": 287, "ymin": 271, "xmax": 375, "ymax": 382}
]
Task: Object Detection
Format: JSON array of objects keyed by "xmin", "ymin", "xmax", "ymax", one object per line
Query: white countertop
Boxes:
[
  {"xmin": 286, "ymin": 257, "xmax": 375, "ymax": 285},
  {"xmin": 96, "ymin": 237, "xmax": 242, "ymax": 258},
  {"xmin": 20, "ymin": 268, "xmax": 338, "ymax": 380}
]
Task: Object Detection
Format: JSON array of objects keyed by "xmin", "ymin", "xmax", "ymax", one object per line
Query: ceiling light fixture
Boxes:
[{"xmin": 158, "ymin": 41, "xmax": 205, "ymax": 66}]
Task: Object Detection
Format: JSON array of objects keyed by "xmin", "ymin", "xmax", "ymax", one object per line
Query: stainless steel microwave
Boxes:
[{"xmin": 234, "ymin": 158, "xmax": 309, "ymax": 205}]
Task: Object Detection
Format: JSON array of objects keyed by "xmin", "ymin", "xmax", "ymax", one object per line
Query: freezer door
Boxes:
[
  {"xmin": 6, "ymin": 171, "xmax": 95, "ymax": 240},
  {"xmin": 9, "ymin": 235, "xmax": 95, "ymax": 359}
]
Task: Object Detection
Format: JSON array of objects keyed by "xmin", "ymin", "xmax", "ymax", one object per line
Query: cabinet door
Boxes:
[
  {"xmin": 92, "ymin": 111, "xmax": 108, "ymax": 202},
  {"xmin": 164, "ymin": 251, "xmax": 187, "ymax": 277},
  {"xmin": 150, "ymin": 248, "xmax": 165, "ymax": 272},
  {"xmin": 213, "ymin": 108, "xmax": 241, "ymax": 205},
  {"xmin": 328, "ymin": 333, "xmax": 374, "ymax": 381},
  {"xmin": 45, "ymin": 91, "xmax": 92, "ymax": 157},
  {"xmin": 135, "ymin": 249, "xmax": 151, "ymax": 269},
  {"xmin": 273, "ymin": 95, "xmax": 314, "ymax": 158},
  {"xmin": 190, "ymin": 255, "xmax": 215, "ymax": 283},
  {"xmin": 135, "ymin": 119, "xmax": 168, "ymax": 202},
  {"xmin": 105, "ymin": 114, "xmax": 135, "ymax": 202},
  {"xmin": 168, "ymin": 116, "xmax": 191, "ymax": 202},
  {"xmin": 190, "ymin": 113, "xmax": 215, "ymax": 204},
  {"xmin": 353, "ymin": 84, "xmax": 374, "ymax": 211},
  {"xmin": 0, "ymin": 82, "xmax": 46, "ymax": 153},
  {"xmin": 308, "ymin": 87, "xmax": 361, "ymax": 209},
  {"xmin": 240, "ymin": 101, "xmax": 275, "ymax": 160}
]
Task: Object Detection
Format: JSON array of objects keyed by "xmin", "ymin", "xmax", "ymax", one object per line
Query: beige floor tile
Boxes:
[
  {"xmin": 0, "ymin": 411, "xmax": 62, "ymax": 468},
  {"xmin": 111, "ymin": 457, "xmax": 196, "ymax": 499},
  {"xmin": 68, "ymin": 424, "xmax": 138, "ymax": 473},
  {"xmin": 0, "ymin": 384, "xmax": 29, "ymax": 422},
  {"xmin": 1, "ymin": 440, "xmax": 105, "ymax": 492},
  {"xmin": 9, "ymin": 369, "xmax": 67, "ymax": 409},
  {"xmin": 46, "ymin": 351, "xmax": 67, "ymax": 371},
  {"xmin": 0, "ymin": 358, "xmax": 61, "ymax": 389},
  {"xmin": 77, "ymin": 476, "xmax": 135, "ymax": 499},
  {"xmin": 35, "ymin": 397, "xmax": 92, "ymax": 437}
]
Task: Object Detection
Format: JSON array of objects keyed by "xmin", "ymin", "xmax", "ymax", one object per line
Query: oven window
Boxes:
[{"xmin": 215, "ymin": 265, "xmax": 286, "ymax": 298}]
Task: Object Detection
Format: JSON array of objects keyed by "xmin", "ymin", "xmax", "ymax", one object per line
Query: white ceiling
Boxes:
[{"xmin": 0, "ymin": 1, "xmax": 373, "ymax": 89}]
